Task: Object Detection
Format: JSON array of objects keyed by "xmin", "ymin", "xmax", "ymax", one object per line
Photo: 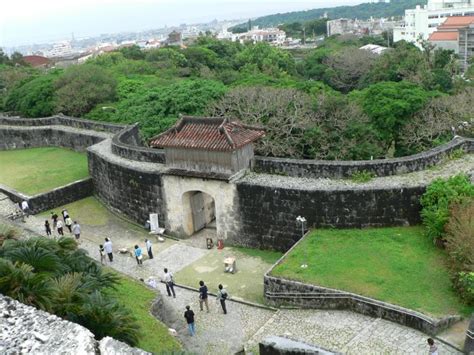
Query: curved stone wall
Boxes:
[
  {"xmin": 255, "ymin": 137, "xmax": 474, "ymax": 179},
  {"xmin": 0, "ymin": 114, "xmax": 126, "ymax": 133},
  {"xmin": 1, "ymin": 115, "xmax": 473, "ymax": 252},
  {"xmin": 111, "ymin": 125, "xmax": 166, "ymax": 163}
]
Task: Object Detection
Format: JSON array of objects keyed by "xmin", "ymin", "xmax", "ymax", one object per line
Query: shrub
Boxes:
[
  {"xmin": 421, "ymin": 174, "xmax": 474, "ymax": 241},
  {"xmin": 350, "ymin": 170, "xmax": 376, "ymax": 183},
  {"xmin": 0, "ymin": 224, "xmax": 18, "ymax": 247},
  {"xmin": 445, "ymin": 200, "xmax": 474, "ymax": 303}
]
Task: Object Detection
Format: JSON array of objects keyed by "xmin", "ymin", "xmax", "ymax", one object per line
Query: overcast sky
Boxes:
[{"xmin": 0, "ymin": 0, "xmax": 365, "ymax": 47}]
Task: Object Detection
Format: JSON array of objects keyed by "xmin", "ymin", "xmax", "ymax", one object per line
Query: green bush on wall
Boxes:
[{"xmin": 420, "ymin": 174, "xmax": 474, "ymax": 241}]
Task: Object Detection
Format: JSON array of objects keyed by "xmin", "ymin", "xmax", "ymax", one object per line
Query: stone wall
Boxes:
[
  {"xmin": 87, "ymin": 144, "xmax": 165, "ymax": 226},
  {"xmin": 259, "ymin": 336, "xmax": 336, "ymax": 355},
  {"xmin": 111, "ymin": 125, "xmax": 166, "ymax": 163},
  {"xmin": 262, "ymin": 236, "xmax": 461, "ymax": 335},
  {"xmin": 0, "ymin": 178, "xmax": 94, "ymax": 214},
  {"xmin": 254, "ymin": 137, "xmax": 474, "ymax": 179},
  {"xmin": 234, "ymin": 182, "xmax": 424, "ymax": 251},
  {"xmin": 0, "ymin": 114, "xmax": 126, "ymax": 133},
  {"xmin": 0, "ymin": 126, "xmax": 108, "ymax": 152},
  {"xmin": 0, "ymin": 294, "xmax": 149, "ymax": 354}
]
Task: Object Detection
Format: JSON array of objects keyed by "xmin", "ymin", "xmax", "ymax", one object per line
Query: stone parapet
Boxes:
[
  {"xmin": 0, "ymin": 178, "xmax": 94, "ymax": 214},
  {"xmin": 111, "ymin": 124, "xmax": 166, "ymax": 163},
  {"xmin": 263, "ymin": 233, "xmax": 461, "ymax": 335},
  {"xmin": 254, "ymin": 137, "xmax": 474, "ymax": 179}
]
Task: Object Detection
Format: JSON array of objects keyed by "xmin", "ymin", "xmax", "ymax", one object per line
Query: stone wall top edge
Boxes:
[
  {"xmin": 264, "ymin": 274, "xmax": 443, "ymax": 322},
  {"xmin": 255, "ymin": 137, "xmax": 472, "ymax": 166}
]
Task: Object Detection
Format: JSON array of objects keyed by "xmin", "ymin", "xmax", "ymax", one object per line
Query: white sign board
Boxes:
[{"xmin": 149, "ymin": 213, "xmax": 159, "ymax": 233}]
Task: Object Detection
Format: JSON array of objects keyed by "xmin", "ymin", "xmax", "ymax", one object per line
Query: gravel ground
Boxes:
[
  {"xmin": 240, "ymin": 154, "xmax": 474, "ymax": 190},
  {"xmin": 0, "ymin": 194, "xmax": 464, "ymax": 355}
]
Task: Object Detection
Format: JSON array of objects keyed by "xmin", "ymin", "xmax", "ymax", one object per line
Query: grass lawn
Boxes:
[
  {"xmin": 106, "ymin": 271, "xmax": 182, "ymax": 353},
  {"xmin": 272, "ymin": 226, "xmax": 473, "ymax": 317},
  {"xmin": 40, "ymin": 196, "xmax": 110, "ymax": 226},
  {"xmin": 175, "ymin": 247, "xmax": 283, "ymax": 304},
  {"xmin": 0, "ymin": 147, "xmax": 88, "ymax": 195}
]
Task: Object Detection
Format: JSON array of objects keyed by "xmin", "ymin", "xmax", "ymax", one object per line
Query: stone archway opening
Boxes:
[{"xmin": 182, "ymin": 191, "xmax": 216, "ymax": 237}]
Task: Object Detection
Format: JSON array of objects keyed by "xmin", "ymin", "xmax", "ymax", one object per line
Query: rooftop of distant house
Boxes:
[
  {"xmin": 149, "ymin": 116, "xmax": 265, "ymax": 152},
  {"xmin": 22, "ymin": 55, "xmax": 50, "ymax": 67},
  {"xmin": 429, "ymin": 31, "xmax": 459, "ymax": 41},
  {"xmin": 438, "ymin": 15, "xmax": 474, "ymax": 29}
]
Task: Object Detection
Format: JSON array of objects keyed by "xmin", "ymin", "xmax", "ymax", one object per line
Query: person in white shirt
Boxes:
[
  {"xmin": 163, "ymin": 268, "xmax": 176, "ymax": 298},
  {"xmin": 104, "ymin": 237, "xmax": 113, "ymax": 262},
  {"xmin": 21, "ymin": 200, "xmax": 30, "ymax": 217},
  {"xmin": 72, "ymin": 222, "xmax": 81, "ymax": 240},
  {"xmin": 145, "ymin": 239, "xmax": 153, "ymax": 259},
  {"xmin": 56, "ymin": 220, "xmax": 64, "ymax": 235}
]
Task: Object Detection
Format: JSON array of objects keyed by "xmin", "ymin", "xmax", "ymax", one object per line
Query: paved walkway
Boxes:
[{"xmin": 0, "ymin": 195, "xmax": 463, "ymax": 355}]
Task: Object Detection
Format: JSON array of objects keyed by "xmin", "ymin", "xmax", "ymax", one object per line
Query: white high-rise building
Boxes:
[{"xmin": 393, "ymin": 0, "xmax": 474, "ymax": 46}]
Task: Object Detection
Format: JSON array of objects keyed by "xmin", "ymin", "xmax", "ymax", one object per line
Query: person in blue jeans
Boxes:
[
  {"xmin": 184, "ymin": 305, "xmax": 195, "ymax": 336},
  {"xmin": 134, "ymin": 245, "xmax": 143, "ymax": 265}
]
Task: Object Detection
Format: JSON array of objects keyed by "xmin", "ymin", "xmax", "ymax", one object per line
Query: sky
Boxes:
[{"xmin": 0, "ymin": 0, "xmax": 365, "ymax": 47}]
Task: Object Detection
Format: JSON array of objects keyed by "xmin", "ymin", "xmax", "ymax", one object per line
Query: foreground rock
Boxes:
[{"xmin": 0, "ymin": 294, "xmax": 149, "ymax": 354}]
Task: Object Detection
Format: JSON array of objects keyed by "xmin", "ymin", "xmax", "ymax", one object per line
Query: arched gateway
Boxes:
[{"xmin": 149, "ymin": 116, "xmax": 265, "ymax": 239}]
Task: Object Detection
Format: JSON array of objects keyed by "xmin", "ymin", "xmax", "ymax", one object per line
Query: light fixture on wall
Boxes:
[{"xmin": 296, "ymin": 216, "xmax": 308, "ymax": 269}]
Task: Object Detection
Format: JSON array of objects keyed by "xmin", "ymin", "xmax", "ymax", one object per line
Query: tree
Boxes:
[
  {"xmin": 323, "ymin": 47, "xmax": 377, "ymax": 92},
  {"xmin": 118, "ymin": 45, "xmax": 145, "ymax": 60},
  {"xmin": 55, "ymin": 64, "xmax": 117, "ymax": 116},
  {"xmin": 5, "ymin": 74, "xmax": 57, "ymax": 117},
  {"xmin": 399, "ymin": 88, "xmax": 474, "ymax": 154},
  {"xmin": 209, "ymin": 86, "xmax": 313, "ymax": 157},
  {"xmin": 351, "ymin": 81, "xmax": 435, "ymax": 155},
  {"xmin": 235, "ymin": 42, "xmax": 296, "ymax": 76}
]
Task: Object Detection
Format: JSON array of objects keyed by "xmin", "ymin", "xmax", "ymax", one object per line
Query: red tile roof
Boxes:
[
  {"xmin": 23, "ymin": 55, "xmax": 50, "ymax": 67},
  {"xmin": 439, "ymin": 16, "xmax": 474, "ymax": 29},
  {"xmin": 429, "ymin": 31, "xmax": 459, "ymax": 41},
  {"xmin": 149, "ymin": 116, "xmax": 265, "ymax": 152}
]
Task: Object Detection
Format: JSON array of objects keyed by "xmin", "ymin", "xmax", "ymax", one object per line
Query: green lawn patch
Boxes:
[
  {"xmin": 106, "ymin": 271, "xmax": 182, "ymax": 353},
  {"xmin": 40, "ymin": 196, "xmax": 110, "ymax": 226},
  {"xmin": 272, "ymin": 226, "xmax": 473, "ymax": 317},
  {"xmin": 0, "ymin": 147, "xmax": 88, "ymax": 195},
  {"xmin": 175, "ymin": 247, "xmax": 281, "ymax": 304}
]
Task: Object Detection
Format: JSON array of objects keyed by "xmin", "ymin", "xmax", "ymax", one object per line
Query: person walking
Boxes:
[
  {"xmin": 61, "ymin": 209, "xmax": 69, "ymax": 222},
  {"xmin": 134, "ymin": 245, "xmax": 143, "ymax": 265},
  {"xmin": 104, "ymin": 238, "xmax": 113, "ymax": 262},
  {"xmin": 163, "ymin": 268, "xmax": 176, "ymax": 298},
  {"xmin": 216, "ymin": 284, "xmax": 228, "ymax": 314},
  {"xmin": 21, "ymin": 200, "xmax": 30, "ymax": 218},
  {"xmin": 65, "ymin": 216, "xmax": 73, "ymax": 233},
  {"xmin": 145, "ymin": 239, "xmax": 153, "ymax": 259},
  {"xmin": 199, "ymin": 280, "xmax": 209, "ymax": 312},
  {"xmin": 72, "ymin": 221, "xmax": 81, "ymax": 241},
  {"xmin": 184, "ymin": 305, "xmax": 195, "ymax": 336},
  {"xmin": 56, "ymin": 219, "xmax": 64, "ymax": 236},
  {"xmin": 44, "ymin": 220, "xmax": 52, "ymax": 236},
  {"xmin": 51, "ymin": 212, "xmax": 59, "ymax": 229},
  {"xmin": 427, "ymin": 338, "xmax": 439, "ymax": 355},
  {"xmin": 99, "ymin": 244, "xmax": 106, "ymax": 265}
]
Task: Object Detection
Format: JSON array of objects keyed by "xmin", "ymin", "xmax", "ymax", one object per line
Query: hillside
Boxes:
[{"xmin": 230, "ymin": 0, "xmax": 427, "ymax": 32}]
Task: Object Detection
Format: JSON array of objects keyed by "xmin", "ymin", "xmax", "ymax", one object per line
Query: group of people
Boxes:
[
  {"xmin": 160, "ymin": 268, "xmax": 228, "ymax": 337},
  {"xmin": 98, "ymin": 238, "xmax": 153, "ymax": 266},
  {"xmin": 133, "ymin": 239, "xmax": 153, "ymax": 265},
  {"xmin": 45, "ymin": 209, "xmax": 81, "ymax": 240},
  {"xmin": 184, "ymin": 280, "xmax": 228, "ymax": 336}
]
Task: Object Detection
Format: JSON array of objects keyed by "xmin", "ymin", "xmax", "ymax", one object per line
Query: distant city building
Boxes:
[
  {"xmin": 234, "ymin": 28, "xmax": 286, "ymax": 45},
  {"xmin": 393, "ymin": 0, "xmax": 474, "ymax": 46},
  {"xmin": 428, "ymin": 15, "xmax": 474, "ymax": 70},
  {"xmin": 327, "ymin": 18, "xmax": 402, "ymax": 36},
  {"xmin": 360, "ymin": 43, "xmax": 390, "ymax": 54},
  {"xmin": 22, "ymin": 55, "xmax": 51, "ymax": 68},
  {"xmin": 46, "ymin": 41, "xmax": 75, "ymax": 58}
]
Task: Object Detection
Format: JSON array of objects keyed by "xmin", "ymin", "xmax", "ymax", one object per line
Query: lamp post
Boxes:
[{"xmin": 296, "ymin": 216, "xmax": 307, "ymax": 268}]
